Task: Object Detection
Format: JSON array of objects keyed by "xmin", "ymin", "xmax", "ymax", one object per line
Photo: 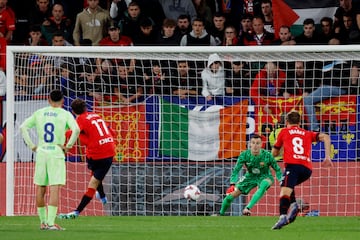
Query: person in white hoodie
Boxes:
[{"xmin": 201, "ymin": 53, "xmax": 225, "ymax": 101}]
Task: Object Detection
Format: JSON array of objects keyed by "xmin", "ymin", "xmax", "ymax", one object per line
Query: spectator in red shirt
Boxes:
[
  {"xmin": 99, "ymin": 24, "xmax": 133, "ymax": 46},
  {"xmin": 0, "ymin": 36, "xmax": 6, "ymax": 70},
  {"xmin": 250, "ymin": 62, "xmax": 286, "ymax": 113},
  {"xmin": 0, "ymin": 0, "xmax": 16, "ymax": 43},
  {"xmin": 242, "ymin": 15, "xmax": 274, "ymax": 46}
]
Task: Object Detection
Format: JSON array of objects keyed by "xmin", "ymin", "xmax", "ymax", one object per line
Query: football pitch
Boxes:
[{"xmin": 0, "ymin": 216, "xmax": 359, "ymax": 240}]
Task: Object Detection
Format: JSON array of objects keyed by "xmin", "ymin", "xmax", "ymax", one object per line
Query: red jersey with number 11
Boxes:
[
  {"xmin": 274, "ymin": 126, "xmax": 319, "ymax": 170},
  {"xmin": 76, "ymin": 112, "xmax": 115, "ymax": 160}
]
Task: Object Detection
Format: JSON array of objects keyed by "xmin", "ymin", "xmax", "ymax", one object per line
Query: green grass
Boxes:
[{"xmin": 0, "ymin": 216, "xmax": 359, "ymax": 240}]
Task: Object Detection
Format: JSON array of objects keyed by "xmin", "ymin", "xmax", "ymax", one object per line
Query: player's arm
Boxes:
[
  {"xmin": 226, "ymin": 153, "xmax": 245, "ymax": 194},
  {"xmin": 19, "ymin": 115, "xmax": 37, "ymax": 151},
  {"xmin": 272, "ymin": 129, "xmax": 284, "ymax": 157},
  {"xmin": 318, "ymin": 132, "xmax": 333, "ymax": 167},
  {"xmin": 64, "ymin": 113, "xmax": 80, "ymax": 151},
  {"xmin": 269, "ymin": 154, "xmax": 282, "ymax": 182}
]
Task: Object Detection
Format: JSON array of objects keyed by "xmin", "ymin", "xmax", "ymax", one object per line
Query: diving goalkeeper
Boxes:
[{"xmin": 219, "ymin": 134, "xmax": 282, "ymax": 216}]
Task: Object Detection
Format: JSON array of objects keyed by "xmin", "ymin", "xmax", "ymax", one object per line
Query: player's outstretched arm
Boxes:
[{"xmin": 318, "ymin": 133, "xmax": 334, "ymax": 168}]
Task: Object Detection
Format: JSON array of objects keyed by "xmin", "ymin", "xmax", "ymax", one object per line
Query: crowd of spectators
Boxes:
[{"xmin": 2, "ymin": 0, "xmax": 360, "ymax": 132}]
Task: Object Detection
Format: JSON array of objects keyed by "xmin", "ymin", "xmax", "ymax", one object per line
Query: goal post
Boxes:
[{"xmin": 4, "ymin": 45, "xmax": 360, "ymax": 216}]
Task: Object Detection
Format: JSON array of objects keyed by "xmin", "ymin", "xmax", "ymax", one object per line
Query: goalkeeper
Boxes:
[{"xmin": 219, "ymin": 134, "xmax": 282, "ymax": 216}]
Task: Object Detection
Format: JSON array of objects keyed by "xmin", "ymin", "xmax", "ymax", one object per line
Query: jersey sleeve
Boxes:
[
  {"xmin": 230, "ymin": 151, "xmax": 245, "ymax": 184},
  {"xmin": 273, "ymin": 128, "xmax": 284, "ymax": 149},
  {"xmin": 65, "ymin": 112, "xmax": 80, "ymax": 149},
  {"xmin": 19, "ymin": 114, "xmax": 37, "ymax": 150}
]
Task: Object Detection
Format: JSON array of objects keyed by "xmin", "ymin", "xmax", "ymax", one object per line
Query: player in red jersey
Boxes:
[
  {"xmin": 59, "ymin": 98, "xmax": 116, "ymax": 219},
  {"xmin": 271, "ymin": 110, "xmax": 333, "ymax": 230}
]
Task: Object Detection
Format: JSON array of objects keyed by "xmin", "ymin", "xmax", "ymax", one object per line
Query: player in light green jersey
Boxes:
[
  {"xmin": 20, "ymin": 89, "xmax": 80, "ymax": 230},
  {"xmin": 219, "ymin": 134, "xmax": 282, "ymax": 216}
]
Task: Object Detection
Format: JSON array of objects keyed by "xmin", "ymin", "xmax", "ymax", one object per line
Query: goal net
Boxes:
[{"xmin": 3, "ymin": 45, "xmax": 360, "ymax": 216}]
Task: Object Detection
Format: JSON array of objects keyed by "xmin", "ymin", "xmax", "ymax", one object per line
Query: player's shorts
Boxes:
[
  {"xmin": 236, "ymin": 175, "xmax": 273, "ymax": 195},
  {"xmin": 87, "ymin": 156, "xmax": 113, "ymax": 181},
  {"xmin": 281, "ymin": 164, "xmax": 312, "ymax": 189},
  {"xmin": 34, "ymin": 145, "xmax": 66, "ymax": 186}
]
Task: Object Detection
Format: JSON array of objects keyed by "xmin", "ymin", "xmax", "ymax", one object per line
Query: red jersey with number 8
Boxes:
[
  {"xmin": 77, "ymin": 112, "xmax": 115, "ymax": 160},
  {"xmin": 274, "ymin": 126, "xmax": 319, "ymax": 170}
]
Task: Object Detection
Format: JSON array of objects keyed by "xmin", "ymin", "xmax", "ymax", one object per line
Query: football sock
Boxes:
[
  {"xmin": 219, "ymin": 194, "xmax": 234, "ymax": 215},
  {"xmin": 290, "ymin": 191, "xmax": 296, "ymax": 203},
  {"xmin": 279, "ymin": 195, "xmax": 291, "ymax": 215},
  {"xmin": 37, "ymin": 207, "xmax": 47, "ymax": 224},
  {"xmin": 47, "ymin": 205, "xmax": 58, "ymax": 226},
  {"xmin": 246, "ymin": 179, "xmax": 271, "ymax": 209},
  {"xmin": 76, "ymin": 188, "xmax": 96, "ymax": 213},
  {"xmin": 97, "ymin": 182, "xmax": 105, "ymax": 198}
]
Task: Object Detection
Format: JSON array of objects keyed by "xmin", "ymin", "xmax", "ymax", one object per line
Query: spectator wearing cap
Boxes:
[
  {"xmin": 156, "ymin": 18, "xmax": 182, "ymax": 45},
  {"xmin": 73, "ymin": 0, "xmax": 112, "ymax": 46},
  {"xmin": 99, "ymin": 25, "xmax": 133, "ymax": 46},
  {"xmin": 133, "ymin": 17, "xmax": 157, "ymax": 46}
]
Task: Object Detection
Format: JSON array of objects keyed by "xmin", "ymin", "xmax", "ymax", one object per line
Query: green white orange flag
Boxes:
[{"xmin": 159, "ymin": 99, "xmax": 248, "ymax": 161}]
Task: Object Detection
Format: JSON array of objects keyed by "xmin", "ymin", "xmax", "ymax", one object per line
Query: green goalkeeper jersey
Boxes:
[
  {"xmin": 230, "ymin": 149, "xmax": 282, "ymax": 184},
  {"xmin": 20, "ymin": 106, "xmax": 79, "ymax": 150}
]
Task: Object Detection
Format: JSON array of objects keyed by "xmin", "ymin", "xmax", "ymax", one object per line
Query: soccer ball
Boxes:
[{"xmin": 183, "ymin": 185, "xmax": 201, "ymax": 201}]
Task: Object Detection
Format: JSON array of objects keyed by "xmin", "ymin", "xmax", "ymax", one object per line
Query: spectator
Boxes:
[
  {"xmin": 110, "ymin": 0, "xmax": 165, "ymax": 28},
  {"xmin": 73, "ymin": 0, "xmax": 112, "ymax": 46},
  {"xmin": 242, "ymin": 15, "xmax": 274, "ymax": 46},
  {"xmin": 28, "ymin": 0, "xmax": 52, "ymax": 27},
  {"xmin": 272, "ymin": 25, "xmax": 296, "ymax": 45},
  {"xmin": 261, "ymin": 0, "xmax": 274, "ymax": 33},
  {"xmin": 222, "ymin": 25, "xmax": 238, "ymax": 46},
  {"xmin": 133, "ymin": 17, "xmax": 157, "ymax": 46},
  {"xmin": 303, "ymin": 61, "xmax": 357, "ymax": 131},
  {"xmin": 201, "ymin": 53, "xmax": 225, "ymax": 101},
  {"xmin": 208, "ymin": 12, "xmax": 226, "ymax": 45},
  {"xmin": 334, "ymin": 0, "xmax": 358, "ymax": 33},
  {"xmin": 318, "ymin": 17, "xmax": 336, "ymax": 44},
  {"xmin": 250, "ymin": 62, "xmax": 286, "ymax": 113},
  {"xmin": 176, "ymin": 14, "xmax": 192, "ymax": 37},
  {"xmin": 99, "ymin": 24, "xmax": 133, "ymax": 46},
  {"xmin": 294, "ymin": 18, "xmax": 320, "ymax": 45},
  {"xmin": 78, "ymin": 65, "xmax": 104, "ymax": 102},
  {"xmin": 41, "ymin": 3, "xmax": 73, "ymax": 45},
  {"xmin": 192, "ymin": 0, "xmax": 213, "ymax": 29},
  {"xmin": 158, "ymin": 0, "xmax": 197, "ymax": 22},
  {"xmin": 33, "ymin": 62, "xmax": 59, "ymax": 95},
  {"xmin": 143, "ymin": 60, "xmax": 171, "ymax": 96},
  {"xmin": 238, "ymin": 13, "xmax": 253, "ymax": 46},
  {"xmin": 51, "ymin": 31, "xmax": 72, "ymax": 46},
  {"xmin": 336, "ymin": 12, "xmax": 360, "ymax": 44},
  {"xmin": 171, "ymin": 59, "xmax": 202, "ymax": 99},
  {"xmin": 115, "ymin": 63, "xmax": 144, "ymax": 104},
  {"xmin": 280, "ymin": 61, "xmax": 317, "ymax": 98},
  {"xmin": 180, "ymin": 17, "xmax": 217, "ymax": 46},
  {"xmin": 156, "ymin": 18, "xmax": 182, "ymax": 46},
  {"xmin": 225, "ymin": 59, "xmax": 251, "ymax": 97},
  {"xmin": 59, "ymin": 62, "xmax": 76, "ymax": 98},
  {"xmin": 117, "ymin": 1, "xmax": 143, "ymax": 41},
  {"xmin": 24, "ymin": 24, "xmax": 48, "ymax": 46},
  {"xmin": 0, "ymin": 0, "xmax": 16, "ymax": 43}
]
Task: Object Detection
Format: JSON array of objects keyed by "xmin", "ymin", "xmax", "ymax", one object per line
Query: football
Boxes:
[{"xmin": 183, "ymin": 185, "xmax": 201, "ymax": 201}]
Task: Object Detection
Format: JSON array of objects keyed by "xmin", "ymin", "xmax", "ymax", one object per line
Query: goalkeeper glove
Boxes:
[{"xmin": 226, "ymin": 184, "xmax": 235, "ymax": 195}]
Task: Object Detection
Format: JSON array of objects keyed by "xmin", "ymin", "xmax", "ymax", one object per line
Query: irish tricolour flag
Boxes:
[{"xmin": 159, "ymin": 99, "xmax": 248, "ymax": 161}]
